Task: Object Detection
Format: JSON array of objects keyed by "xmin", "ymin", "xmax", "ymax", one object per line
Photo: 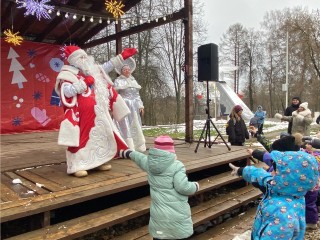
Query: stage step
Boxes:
[
  {"xmin": 5, "ymin": 168, "xmax": 259, "ymax": 240},
  {"xmin": 113, "ymin": 185, "xmax": 261, "ymax": 240}
]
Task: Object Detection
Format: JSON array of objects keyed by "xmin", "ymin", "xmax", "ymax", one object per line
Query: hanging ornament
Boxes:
[
  {"xmin": 16, "ymin": 0, "xmax": 54, "ymax": 21},
  {"xmin": 105, "ymin": 0, "xmax": 125, "ymax": 18},
  {"xmin": 4, "ymin": 29, "xmax": 23, "ymax": 46}
]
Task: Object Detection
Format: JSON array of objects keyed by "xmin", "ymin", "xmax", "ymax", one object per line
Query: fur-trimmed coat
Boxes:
[{"xmin": 282, "ymin": 108, "xmax": 313, "ymax": 136}]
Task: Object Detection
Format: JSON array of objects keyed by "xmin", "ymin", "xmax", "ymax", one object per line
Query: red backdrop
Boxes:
[{"xmin": 1, "ymin": 39, "xmax": 64, "ymax": 134}]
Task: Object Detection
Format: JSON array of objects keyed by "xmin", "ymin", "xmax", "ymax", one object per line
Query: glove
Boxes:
[
  {"xmin": 84, "ymin": 75, "xmax": 94, "ymax": 87},
  {"xmin": 229, "ymin": 163, "xmax": 240, "ymax": 176},
  {"xmin": 292, "ymin": 111, "xmax": 298, "ymax": 117},
  {"xmin": 121, "ymin": 48, "xmax": 137, "ymax": 60},
  {"xmin": 274, "ymin": 113, "xmax": 283, "ymax": 120},
  {"xmin": 119, "ymin": 149, "xmax": 133, "ymax": 159}
]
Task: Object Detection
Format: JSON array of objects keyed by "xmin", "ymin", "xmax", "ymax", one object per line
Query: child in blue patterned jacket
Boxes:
[{"xmin": 229, "ymin": 136, "xmax": 319, "ymax": 239}]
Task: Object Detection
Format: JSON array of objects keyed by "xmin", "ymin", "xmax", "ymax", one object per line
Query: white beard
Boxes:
[{"xmin": 79, "ymin": 56, "xmax": 112, "ymax": 113}]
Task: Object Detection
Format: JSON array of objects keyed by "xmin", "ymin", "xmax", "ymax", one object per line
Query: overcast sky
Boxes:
[{"xmin": 200, "ymin": 0, "xmax": 319, "ymax": 45}]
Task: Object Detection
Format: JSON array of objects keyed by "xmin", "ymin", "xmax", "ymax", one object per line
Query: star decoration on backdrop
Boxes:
[
  {"xmin": 33, "ymin": 91, "xmax": 42, "ymax": 100},
  {"xmin": 105, "ymin": 0, "xmax": 125, "ymax": 18},
  {"xmin": 27, "ymin": 49, "xmax": 37, "ymax": 58},
  {"xmin": 12, "ymin": 117, "xmax": 23, "ymax": 126},
  {"xmin": 16, "ymin": 0, "xmax": 54, "ymax": 21},
  {"xmin": 4, "ymin": 29, "xmax": 24, "ymax": 46}
]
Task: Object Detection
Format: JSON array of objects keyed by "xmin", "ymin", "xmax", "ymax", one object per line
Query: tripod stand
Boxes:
[{"xmin": 194, "ymin": 81, "xmax": 231, "ymax": 153}]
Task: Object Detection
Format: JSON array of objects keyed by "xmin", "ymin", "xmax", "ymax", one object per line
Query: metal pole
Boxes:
[{"xmin": 285, "ymin": 30, "xmax": 289, "ymax": 108}]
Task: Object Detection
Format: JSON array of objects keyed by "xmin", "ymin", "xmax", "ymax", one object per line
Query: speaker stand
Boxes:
[{"xmin": 194, "ymin": 81, "xmax": 231, "ymax": 153}]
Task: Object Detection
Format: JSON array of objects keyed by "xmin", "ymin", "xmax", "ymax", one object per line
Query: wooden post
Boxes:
[
  {"xmin": 115, "ymin": 20, "xmax": 122, "ymax": 55},
  {"xmin": 184, "ymin": 0, "xmax": 194, "ymax": 143}
]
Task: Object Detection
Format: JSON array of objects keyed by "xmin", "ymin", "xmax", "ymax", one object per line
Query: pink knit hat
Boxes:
[{"xmin": 154, "ymin": 135, "xmax": 175, "ymax": 153}]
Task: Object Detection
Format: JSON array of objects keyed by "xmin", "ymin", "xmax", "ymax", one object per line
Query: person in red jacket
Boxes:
[{"xmin": 55, "ymin": 46, "xmax": 136, "ymax": 177}]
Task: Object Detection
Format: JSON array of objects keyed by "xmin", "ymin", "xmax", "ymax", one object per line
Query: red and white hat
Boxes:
[
  {"xmin": 64, "ymin": 45, "xmax": 87, "ymax": 65},
  {"xmin": 154, "ymin": 135, "xmax": 175, "ymax": 153}
]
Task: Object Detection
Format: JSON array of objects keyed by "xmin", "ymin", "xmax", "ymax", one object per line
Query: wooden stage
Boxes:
[{"xmin": 1, "ymin": 131, "xmax": 261, "ymax": 239}]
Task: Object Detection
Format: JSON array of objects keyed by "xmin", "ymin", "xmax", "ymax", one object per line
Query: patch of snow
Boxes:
[
  {"xmin": 12, "ymin": 179, "xmax": 22, "ymax": 184},
  {"xmin": 36, "ymin": 183, "xmax": 44, "ymax": 188}
]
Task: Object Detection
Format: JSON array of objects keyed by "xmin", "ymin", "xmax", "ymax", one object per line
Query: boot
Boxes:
[
  {"xmin": 97, "ymin": 164, "xmax": 112, "ymax": 171},
  {"xmin": 74, "ymin": 170, "xmax": 88, "ymax": 177}
]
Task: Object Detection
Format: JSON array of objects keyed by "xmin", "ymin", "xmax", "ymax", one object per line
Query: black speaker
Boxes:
[{"xmin": 198, "ymin": 43, "xmax": 219, "ymax": 81}]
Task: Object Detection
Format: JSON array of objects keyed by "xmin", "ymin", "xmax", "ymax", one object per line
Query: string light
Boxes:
[{"xmin": 15, "ymin": 0, "xmax": 170, "ymax": 26}]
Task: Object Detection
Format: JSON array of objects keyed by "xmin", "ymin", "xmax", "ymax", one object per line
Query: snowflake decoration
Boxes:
[
  {"xmin": 27, "ymin": 49, "xmax": 37, "ymax": 58},
  {"xmin": 4, "ymin": 29, "xmax": 24, "ymax": 46},
  {"xmin": 12, "ymin": 116, "xmax": 23, "ymax": 126},
  {"xmin": 105, "ymin": 0, "xmax": 125, "ymax": 18},
  {"xmin": 33, "ymin": 91, "xmax": 42, "ymax": 100},
  {"xmin": 16, "ymin": 0, "xmax": 54, "ymax": 21}
]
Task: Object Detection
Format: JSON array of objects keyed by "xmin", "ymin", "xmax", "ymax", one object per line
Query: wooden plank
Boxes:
[
  {"xmin": 14, "ymin": 170, "xmax": 67, "ymax": 192},
  {"xmin": 114, "ymin": 186, "xmax": 260, "ymax": 240},
  {"xmin": 192, "ymin": 207, "xmax": 256, "ymax": 240},
  {"xmin": 1, "ymin": 174, "xmax": 35, "ymax": 201},
  {"xmin": 1, "ymin": 172, "xmax": 148, "ymax": 223},
  {"xmin": 6, "ymin": 196, "xmax": 151, "ymax": 240},
  {"xmin": 4, "ymin": 172, "xmax": 50, "ymax": 195},
  {"xmin": 192, "ymin": 188, "xmax": 261, "ymax": 227},
  {"xmin": 113, "ymin": 225, "xmax": 149, "ymax": 240},
  {"xmin": 1, "ymin": 183, "xmax": 21, "ymax": 202}
]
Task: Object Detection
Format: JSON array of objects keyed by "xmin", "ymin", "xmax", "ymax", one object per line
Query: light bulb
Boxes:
[
  {"xmin": 107, "ymin": 19, "xmax": 110, "ymax": 24},
  {"xmin": 147, "ymin": 19, "xmax": 150, "ymax": 23},
  {"xmin": 163, "ymin": 16, "xmax": 166, "ymax": 21},
  {"xmin": 123, "ymin": 19, "xmax": 126, "ymax": 24},
  {"xmin": 99, "ymin": 17, "xmax": 102, "ymax": 24},
  {"xmin": 48, "ymin": 9, "xmax": 52, "ymax": 14},
  {"xmin": 139, "ymin": 19, "xmax": 143, "ymax": 24},
  {"xmin": 155, "ymin": 18, "xmax": 158, "ymax": 22},
  {"xmin": 90, "ymin": 16, "xmax": 93, "ymax": 22},
  {"xmin": 73, "ymin": 14, "xmax": 77, "ymax": 19},
  {"xmin": 115, "ymin": 20, "xmax": 118, "ymax": 24},
  {"xmin": 65, "ymin": 12, "xmax": 69, "ymax": 18},
  {"xmin": 57, "ymin": 10, "xmax": 61, "ymax": 16},
  {"xmin": 82, "ymin": 15, "xmax": 85, "ymax": 22}
]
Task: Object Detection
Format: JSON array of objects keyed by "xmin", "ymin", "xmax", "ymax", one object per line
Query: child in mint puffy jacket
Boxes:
[{"xmin": 120, "ymin": 135, "xmax": 199, "ymax": 240}]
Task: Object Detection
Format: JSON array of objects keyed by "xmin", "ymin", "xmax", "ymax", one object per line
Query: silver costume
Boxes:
[{"xmin": 113, "ymin": 74, "xmax": 146, "ymax": 152}]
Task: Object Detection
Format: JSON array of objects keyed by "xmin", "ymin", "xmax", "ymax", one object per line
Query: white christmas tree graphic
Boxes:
[{"xmin": 7, "ymin": 47, "xmax": 28, "ymax": 89}]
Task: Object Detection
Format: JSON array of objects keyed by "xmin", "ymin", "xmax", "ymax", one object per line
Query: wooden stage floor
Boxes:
[{"xmin": 0, "ymin": 131, "xmax": 248, "ymax": 223}]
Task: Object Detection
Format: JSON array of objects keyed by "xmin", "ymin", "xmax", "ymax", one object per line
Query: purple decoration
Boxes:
[{"xmin": 17, "ymin": 0, "xmax": 54, "ymax": 21}]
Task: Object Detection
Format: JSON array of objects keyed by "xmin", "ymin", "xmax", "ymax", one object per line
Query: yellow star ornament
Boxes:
[
  {"xmin": 105, "ymin": 0, "xmax": 125, "ymax": 18},
  {"xmin": 4, "ymin": 29, "xmax": 23, "ymax": 46}
]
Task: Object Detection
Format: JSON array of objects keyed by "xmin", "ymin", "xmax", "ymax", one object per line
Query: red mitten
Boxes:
[
  {"xmin": 121, "ymin": 48, "xmax": 137, "ymax": 60},
  {"xmin": 84, "ymin": 75, "xmax": 94, "ymax": 86}
]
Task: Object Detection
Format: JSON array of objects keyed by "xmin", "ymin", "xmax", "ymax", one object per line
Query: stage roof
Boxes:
[{"xmin": 1, "ymin": 0, "xmax": 142, "ymax": 46}]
